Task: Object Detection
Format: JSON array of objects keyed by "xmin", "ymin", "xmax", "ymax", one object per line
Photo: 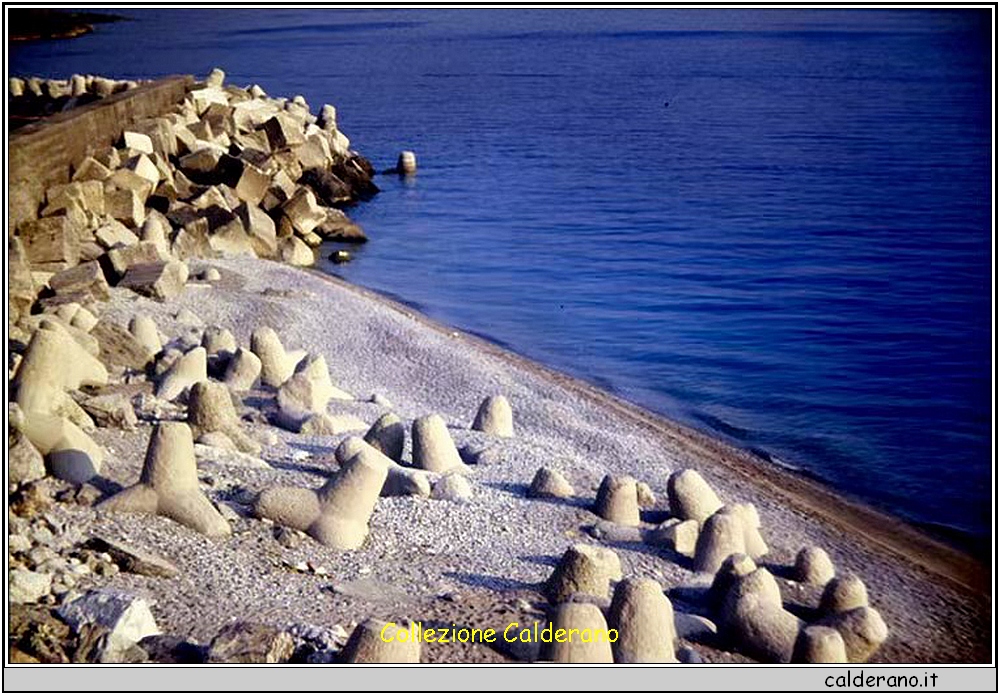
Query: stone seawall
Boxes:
[{"xmin": 8, "ymin": 76, "xmax": 193, "ymax": 233}]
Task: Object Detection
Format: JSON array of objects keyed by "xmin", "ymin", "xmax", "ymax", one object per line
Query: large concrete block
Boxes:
[
  {"xmin": 48, "ymin": 261, "xmax": 111, "ymax": 302},
  {"xmin": 260, "ymin": 113, "xmax": 306, "ymax": 151},
  {"xmin": 19, "ymin": 216, "xmax": 81, "ymax": 270}
]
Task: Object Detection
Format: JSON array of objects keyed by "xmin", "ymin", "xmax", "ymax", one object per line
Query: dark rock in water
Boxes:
[
  {"xmin": 315, "ymin": 209, "xmax": 367, "ymax": 243},
  {"xmin": 48, "ymin": 449, "xmax": 98, "ymax": 484},
  {"xmin": 299, "ymin": 168, "xmax": 352, "ymax": 206},
  {"xmin": 330, "ymin": 155, "xmax": 379, "ymax": 200},
  {"xmin": 329, "ymin": 250, "xmax": 352, "ymax": 264}
]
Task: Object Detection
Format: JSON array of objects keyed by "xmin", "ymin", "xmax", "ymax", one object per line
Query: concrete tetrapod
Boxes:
[
  {"xmin": 341, "ymin": 619, "xmax": 421, "ymax": 663},
  {"xmin": 545, "ymin": 544, "xmax": 622, "ymax": 603},
  {"xmin": 636, "ymin": 481, "xmax": 656, "ymax": 508},
  {"xmin": 255, "ymin": 445, "xmax": 389, "ymax": 549},
  {"xmin": 541, "ymin": 603, "xmax": 614, "ymax": 664},
  {"xmin": 250, "ymin": 326, "xmax": 299, "ymax": 388},
  {"xmin": 794, "ymin": 547, "xmax": 836, "ymax": 586},
  {"xmin": 432, "ymin": 472, "xmax": 473, "ymax": 502},
  {"xmin": 363, "ymin": 413, "xmax": 405, "ymax": 463},
  {"xmin": 607, "ymin": 578, "xmax": 679, "ymax": 663},
  {"xmin": 55, "ymin": 303, "xmax": 98, "ymax": 332},
  {"xmin": 275, "ymin": 354, "xmax": 351, "ymax": 430},
  {"xmin": 187, "ymin": 381, "xmax": 260, "ymax": 454},
  {"xmin": 471, "ymin": 394, "xmax": 513, "ymax": 437},
  {"xmin": 648, "ymin": 518, "xmax": 699, "ymax": 556},
  {"xmin": 819, "ymin": 574, "xmax": 868, "ymax": 615},
  {"xmin": 201, "ymin": 326, "xmax": 237, "ymax": 356},
  {"xmin": 97, "ymin": 422, "xmax": 231, "ymax": 537},
  {"xmin": 720, "ymin": 502, "xmax": 769, "ymax": 559},
  {"xmin": 693, "ymin": 510, "xmax": 747, "ymax": 574},
  {"xmin": 818, "ymin": 606, "xmax": 888, "ymax": 663},
  {"xmin": 156, "ymin": 347, "xmax": 208, "ymax": 401},
  {"xmin": 593, "ymin": 474, "xmax": 641, "ymax": 526},
  {"xmin": 411, "ymin": 414, "xmax": 465, "ymax": 473},
  {"xmin": 13, "ymin": 323, "xmax": 109, "ymax": 415},
  {"xmin": 667, "ymin": 469, "xmax": 723, "ymax": 524},
  {"xmin": 13, "ymin": 323, "xmax": 109, "ymax": 481},
  {"xmin": 223, "ymin": 348, "xmax": 262, "ymax": 392},
  {"xmin": 707, "ymin": 553, "xmax": 757, "ymax": 614},
  {"xmin": 19, "ymin": 412, "xmax": 105, "ymax": 483},
  {"xmin": 128, "ymin": 315, "xmax": 163, "ymax": 356},
  {"xmin": 528, "ymin": 467, "xmax": 575, "ymax": 499},
  {"xmin": 792, "ymin": 625, "xmax": 848, "ymax": 663},
  {"xmin": 720, "ymin": 567, "xmax": 802, "ymax": 663},
  {"xmin": 336, "ymin": 435, "xmax": 431, "ymax": 498}
]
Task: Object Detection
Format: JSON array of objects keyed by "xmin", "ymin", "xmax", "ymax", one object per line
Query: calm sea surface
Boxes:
[{"xmin": 11, "ymin": 9, "xmax": 992, "ymax": 546}]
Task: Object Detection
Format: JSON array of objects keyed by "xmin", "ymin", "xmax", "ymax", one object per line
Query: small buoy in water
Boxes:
[
  {"xmin": 329, "ymin": 250, "xmax": 352, "ymax": 264},
  {"xmin": 396, "ymin": 150, "xmax": 417, "ymax": 175}
]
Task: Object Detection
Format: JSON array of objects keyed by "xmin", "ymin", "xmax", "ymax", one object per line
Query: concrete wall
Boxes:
[{"xmin": 8, "ymin": 75, "xmax": 193, "ymax": 233}]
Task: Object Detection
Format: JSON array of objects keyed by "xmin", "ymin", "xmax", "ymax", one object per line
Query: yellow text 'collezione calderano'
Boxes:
[{"xmin": 379, "ymin": 622, "xmax": 619, "ymax": 645}]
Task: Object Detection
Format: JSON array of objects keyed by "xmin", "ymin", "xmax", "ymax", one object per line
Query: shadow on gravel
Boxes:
[
  {"xmin": 444, "ymin": 571, "xmax": 540, "ymax": 593},
  {"xmin": 602, "ymin": 537, "xmax": 693, "ymax": 572},
  {"xmin": 518, "ymin": 554, "xmax": 560, "ymax": 568},
  {"xmin": 640, "ymin": 508, "xmax": 671, "ymax": 525},
  {"xmin": 285, "ymin": 442, "xmax": 338, "ymax": 458},
  {"xmin": 481, "ymin": 481, "xmax": 528, "ymax": 497},
  {"xmin": 668, "ymin": 584, "xmax": 711, "ymax": 610},
  {"xmin": 267, "ymin": 459, "xmax": 337, "ymax": 477},
  {"xmin": 783, "ymin": 601, "xmax": 820, "ymax": 623},
  {"xmin": 241, "ymin": 394, "xmax": 273, "ymax": 412},
  {"xmin": 760, "ymin": 560, "xmax": 795, "ymax": 581},
  {"xmin": 481, "ymin": 482, "xmax": 591, "ymax": 510},
  {"xmin": 87, "ymin": 475, "xmax": 124, "ymax": 500}
]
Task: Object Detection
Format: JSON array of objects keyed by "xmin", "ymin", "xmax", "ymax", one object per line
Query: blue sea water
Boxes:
[{"xmin": 10, "ymin": 9, "xmax": 993, "ymax": 547}]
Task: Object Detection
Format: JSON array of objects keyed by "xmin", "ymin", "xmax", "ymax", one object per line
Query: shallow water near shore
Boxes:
[{"xmin": 10, "ymin": 9, "xmax": 992, "ymax": 548}]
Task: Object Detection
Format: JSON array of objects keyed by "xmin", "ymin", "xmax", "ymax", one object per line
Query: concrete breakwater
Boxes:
[
  {"xmin": 9, "ymin": 68, "xmax": 373, "ymax": 273},
  {"xmin": 6, "ymin": 70, "xmax": 986, "ymax": 665}
]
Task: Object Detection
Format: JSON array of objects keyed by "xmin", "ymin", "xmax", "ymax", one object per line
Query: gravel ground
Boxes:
[{"xmin": 53, "ymin": 255, "xmax": 989, "ymax": 663}]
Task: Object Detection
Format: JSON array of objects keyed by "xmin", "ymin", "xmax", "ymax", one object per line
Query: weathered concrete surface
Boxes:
[{"xmin": 9, "ymin": 76, "xmax": 193, "ymax": 234}]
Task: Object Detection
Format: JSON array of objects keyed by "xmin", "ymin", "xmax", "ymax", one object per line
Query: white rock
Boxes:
[
  {"xmin": 59, "ymin": 589, "xmax": 160, "ymax": 663},
  {"xmin": 9, "ymin": 568, "xmax": 52, "ymax": 603},
  {"xmin": 122, "ymin": 131, "xmax": 154, "ymax": 155}
]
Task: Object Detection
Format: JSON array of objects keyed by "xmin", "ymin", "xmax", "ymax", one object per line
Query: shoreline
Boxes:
[
  {"xmin": 306, "ymin": 267, "xmax": 990, "ymax": 598},
  {"xmin": 315, "ymin": 264, "xmax": 991, "ymax": 564}
]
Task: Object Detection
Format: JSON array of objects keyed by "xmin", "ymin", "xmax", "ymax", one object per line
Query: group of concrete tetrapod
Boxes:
[
  {"xmin": 8, "ymin": 68, "xmax": 887, "ymax": 664},
  {"xmin": 11, "ymin": 299, "xmax": 888, "ymax": 664}
]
